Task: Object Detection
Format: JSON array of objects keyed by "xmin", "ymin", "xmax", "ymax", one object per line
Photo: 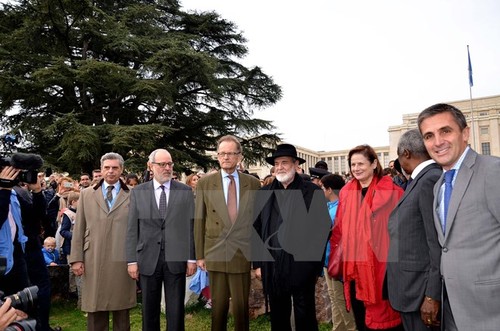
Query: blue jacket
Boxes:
[
  {"xmin": 41, "ymin": 247, "xmax": 60, "ymax": 265},
  {"xmin": 324, "ymin": 200, "xmax": 338, "ymax": 268},
  {"xmin": 0, "ymin": 190, "xmax": 27, "ymax": 274}
]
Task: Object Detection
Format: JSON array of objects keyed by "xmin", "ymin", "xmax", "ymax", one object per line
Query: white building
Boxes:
[{"xmin": 248, "ymin": 94, "xmax": 500, "ymax": 179}]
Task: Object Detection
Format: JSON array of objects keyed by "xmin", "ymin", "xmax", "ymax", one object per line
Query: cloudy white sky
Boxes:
[{"xmin": 181, "ymin": 0, "xmax": 500, "ymax": 151}]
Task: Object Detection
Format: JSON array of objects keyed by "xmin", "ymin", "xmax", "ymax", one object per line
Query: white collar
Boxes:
[
  {"xmin": 411, "ymin": 159, "xmax": 436, "ymax": 179},
  {"xmin": 153, "ymin": 179, "xmax": 171, "ymax": 190}
]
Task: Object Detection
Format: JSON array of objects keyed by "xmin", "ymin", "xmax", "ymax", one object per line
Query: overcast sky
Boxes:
[{"xmin": 181, "ymin": 0, "xmax": 500, "ymax": 151}]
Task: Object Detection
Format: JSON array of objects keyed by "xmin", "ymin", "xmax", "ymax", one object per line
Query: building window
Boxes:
[
  {"xmin": 327, "ymin": 157, "xmax": 332, "ymax": 160},
  {"xmin": 383, "ymin": 152, "xmax": 389, "ymax": 167},
  {"xmin": 480, "ymin": 126, "xmax": 489, "ymax": 135},
  {"xmin": 481, "ymin": 142, "xmax": 491, "ymax": 155},
  {"xmin": 479, "ymin": 111, "xmax": 488, "ymax": 117}
]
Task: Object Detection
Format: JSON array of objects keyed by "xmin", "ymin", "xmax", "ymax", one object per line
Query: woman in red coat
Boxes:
[{"xmin": 329, "ymin": 145, "xmax": 404, "ymax": 330}]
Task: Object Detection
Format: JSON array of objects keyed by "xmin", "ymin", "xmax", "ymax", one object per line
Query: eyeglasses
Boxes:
[
  {"xmin": 151, "ymin": 162, "xmax": 174, "ymax": 168},
  {"xmin": 217, "ymin": 152, "xmax": 241, "ymax": 158}
]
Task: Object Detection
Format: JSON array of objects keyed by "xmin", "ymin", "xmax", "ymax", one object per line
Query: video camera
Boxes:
[{"xmin": 0, "ymin": 153, "xmax": 43, "ymax": 187}]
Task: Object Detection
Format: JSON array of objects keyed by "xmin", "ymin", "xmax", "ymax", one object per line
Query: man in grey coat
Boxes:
[
  {"xmin": 70, "ymin": 152, "xmax": 136, "ymax": 331},
  {"xmin": 126, "ymin": 149, "xmax": 196, "ymax": 331},
  {"xmin": 387, "ymin": 129, "xmax": 442, "ymax": 330},
  {"xmin": 418, "ymin": 103, "xmax": 500, "ymax": 331}
]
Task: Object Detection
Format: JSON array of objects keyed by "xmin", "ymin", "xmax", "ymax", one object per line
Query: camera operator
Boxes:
[
  {"xmin": 0, "ymin": 165, "xmax": 31, "ymax": 295},
  {"xmin": 0, "ymin": 298, "xmax": 29, "ymax": 331},
  {"xmin": 0, "ymin": 156, "xmax": 60, "ymax": 331}
]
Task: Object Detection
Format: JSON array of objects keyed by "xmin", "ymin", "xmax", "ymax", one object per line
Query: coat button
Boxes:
[{"xmin": 443, "ymin": 247, "xmax": 448, "ymax": 252}]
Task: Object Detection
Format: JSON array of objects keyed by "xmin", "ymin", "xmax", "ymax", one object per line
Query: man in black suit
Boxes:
[
  {"xmin": 387, "ymin": 129, "xmax": 442, "ymax": 330},
  {"xmin": 126, "ymin": 148, "xmax": 196, "ymax": 331}
]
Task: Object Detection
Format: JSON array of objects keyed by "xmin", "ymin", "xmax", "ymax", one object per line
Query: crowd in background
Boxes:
[{"xmin": 1, "ymin": 103, "xmax": 499, "ymax": 331}]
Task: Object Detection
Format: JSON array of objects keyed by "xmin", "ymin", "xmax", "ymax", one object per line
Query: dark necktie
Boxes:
[
  {"xmin": 442, "ymin": 169, "xmax": 456, "ymax": 235},
  {"xmin": 406, "ymin": 177, "xmax": 413, "ymax": 189},
  {"xmin": 227, "ymin": 175, "xmax": 237, "ymax": 223},
  {"xmin": 106, "ymin": 185, "xmax": 114, "ymax": 209},
  {"xmin": 159, "ymin": 185, "xmax": 167, "ymax": 219}
]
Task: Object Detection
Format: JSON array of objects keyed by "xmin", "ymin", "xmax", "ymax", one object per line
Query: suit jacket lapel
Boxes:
[
  {"xmin": 394, "ymin": 163, "xmax": 434, "ymax": 208},
  {"xmin": 444, "ymin": 150, "xmax": 476, "ymax": 241},
  {"xmin": 110, "ymin": 187, "xmax": 128, "ymax": 213},
  {"xmin": 211, "ymin": 172, "xmax": 233, "ymax": 228},
  {"xmin": 395, "ymin": 176, "xmax": 416, "ymax": 208},
  {"xmin": 165, "ymin": 180, "xmax": 180, "ymax": 220},
  {"xmin": 433, "ymin": 173, "xmax": 446, "ymax": 244},
  {"xmin": 147, "ymin": 181, "xmax": 161, "ymax": 220},
  {"xmin": 93, "ymin": 187, "xmax": 109, "ymax": 213},
  {"xmin": 238, "ymin": 175, "xmax": 251, "ymax": 221}
]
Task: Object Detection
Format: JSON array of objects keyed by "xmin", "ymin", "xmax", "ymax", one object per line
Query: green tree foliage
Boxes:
[{"xmin": 0, "ymin": 0, "xmax": 282, "ymax": 175}]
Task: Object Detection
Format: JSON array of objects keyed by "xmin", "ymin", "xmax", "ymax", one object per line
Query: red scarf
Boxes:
[{"xmin": 335, "ymin": 176, "xmax": 403, "ymax": 324}]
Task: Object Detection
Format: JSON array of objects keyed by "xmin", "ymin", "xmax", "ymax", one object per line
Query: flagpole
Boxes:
[{"xmin": 467, "ymin": 45, "xmax": 476, "ymax": 151}]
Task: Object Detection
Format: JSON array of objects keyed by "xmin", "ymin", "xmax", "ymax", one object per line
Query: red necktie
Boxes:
[{"xmin": 227, "ymin": 175, "xmax": 237, "ymax": 223}]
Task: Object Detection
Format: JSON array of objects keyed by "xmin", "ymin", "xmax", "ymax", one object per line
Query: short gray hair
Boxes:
[
  {"xmin": 397, "ymin": 129, "xmax": 429, "ymax": 158},
  {"xmin": 100, "ymin": 152, "xmax": 124, "ymax": 168}
]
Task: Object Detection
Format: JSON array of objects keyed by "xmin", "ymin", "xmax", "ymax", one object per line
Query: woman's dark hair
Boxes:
[
  {"xmin": 348, "ymin": 144, "xmax": 383, "ymax": 179},
  {"xmin": 126, "ymin": 173, "xmax": 140, "ymax": 184}
]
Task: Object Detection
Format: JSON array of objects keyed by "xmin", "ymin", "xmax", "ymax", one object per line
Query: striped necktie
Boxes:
[{"xmin": 106, "ymin": 186, "xmax": 114, "ymax": 210}]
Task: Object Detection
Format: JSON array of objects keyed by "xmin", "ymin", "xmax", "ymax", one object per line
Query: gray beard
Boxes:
[{"xmin": 276, "ymin": 170, "xmax": 295, "ymax": 185}]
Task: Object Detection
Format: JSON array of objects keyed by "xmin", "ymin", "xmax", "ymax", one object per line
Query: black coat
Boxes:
[{"xmin": 253, "ymin": 173, "xmax": 331, "ymax": 295}]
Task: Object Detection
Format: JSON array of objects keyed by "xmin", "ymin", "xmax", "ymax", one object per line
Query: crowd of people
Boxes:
[{"xmin": 1, "ymin": 103, "xmax": 499, "ymax": 331}]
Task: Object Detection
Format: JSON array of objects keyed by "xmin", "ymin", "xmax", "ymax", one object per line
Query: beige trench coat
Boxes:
[{"xmin": 69, "ymin": 180, "xmax": 136, "ymax": 312}]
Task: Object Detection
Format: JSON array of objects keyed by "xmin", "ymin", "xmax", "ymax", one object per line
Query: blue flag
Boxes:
[{"xmin": 467, "ymin": 45, "xmax": 473, "ymax": 87}]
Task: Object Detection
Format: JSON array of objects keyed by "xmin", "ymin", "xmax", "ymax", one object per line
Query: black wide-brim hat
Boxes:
[{"xmin": 265, "ymin": 144, "xmax": 306, "ymax": 165}]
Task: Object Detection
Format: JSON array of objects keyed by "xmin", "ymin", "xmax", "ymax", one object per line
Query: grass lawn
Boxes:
[{"xmin": 50, "ymin": 298, "xmax": 332, "ymax": 330}]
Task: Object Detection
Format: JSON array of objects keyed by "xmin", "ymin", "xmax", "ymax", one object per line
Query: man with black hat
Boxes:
[
  {"xmin": 309, "ymin": 167, "xmax": 330, "ymax": 187},
  {"xmin": 253, "ymin": 144, "xmax": 331, "ymax": 331},
  {"xmin": 309, "ymin": 160, "xmax": 331, "ymax": 186}
]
